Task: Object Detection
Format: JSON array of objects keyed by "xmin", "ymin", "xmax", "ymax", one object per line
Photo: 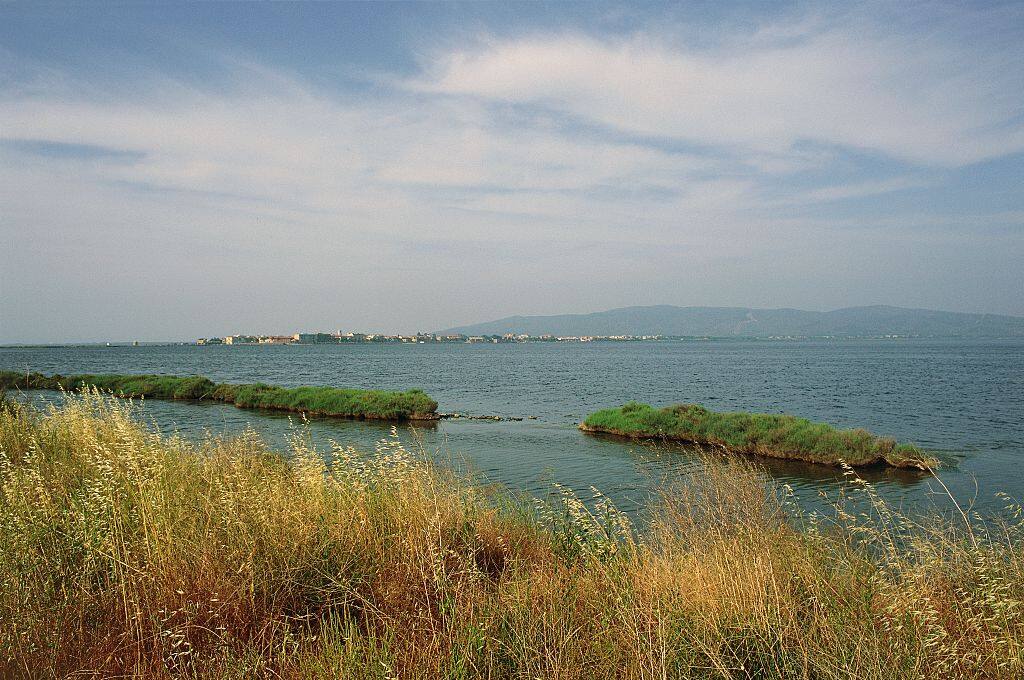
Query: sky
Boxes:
[{"xmin": 1, "ymin": 1, "xmax": 1022, "ymax": 343}]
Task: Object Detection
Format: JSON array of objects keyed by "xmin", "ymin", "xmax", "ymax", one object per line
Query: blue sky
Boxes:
[{"xmin": 1, "ymin": 1, "xmax": 1022, "ymax": 342}]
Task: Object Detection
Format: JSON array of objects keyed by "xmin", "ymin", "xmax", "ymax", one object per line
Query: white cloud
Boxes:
[
  {"xmin": 1, "ymin": 6, "xmax": 1023, "ymax": 341},
  {"xmin": 772, "ymin": 177, "xmax": 930, "ymax": 205},
  {"xmin": 410, "ymin": 18, "xmax": 1024, "ymax": 166}
]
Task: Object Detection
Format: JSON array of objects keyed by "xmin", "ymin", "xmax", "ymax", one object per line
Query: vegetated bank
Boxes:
[
  {"xmin": 1, "ymin": 393, "xmax": 1021, "ymax": 678},
  {"xmin": 581, "ymin": 401, "xmax": 935, "ymax": 469},
  {"xmin": 0, "ymin": 370, "xmax": 438, "ymax": 421}
]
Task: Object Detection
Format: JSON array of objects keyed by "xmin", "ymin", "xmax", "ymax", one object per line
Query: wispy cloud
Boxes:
[
  {"xmin": 410, "ymin": 11, "xmax": 1024, "ymax": 167},
  {"xmin": 772, "ymin": 177, "xmax": 931, "ymax": 205},
  {"xmin": 0, "ymin": 3, "xmax": 1022, "ymax": 341}
]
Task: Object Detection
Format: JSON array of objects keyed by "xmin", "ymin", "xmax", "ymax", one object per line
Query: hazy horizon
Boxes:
[
  {"xmin": 1, "ymin": 303, "xmax": 1021, "ymax": 345},
  {"xmin": 2, "ymin": 2, "xmax": 1023, "ymax": 343}
]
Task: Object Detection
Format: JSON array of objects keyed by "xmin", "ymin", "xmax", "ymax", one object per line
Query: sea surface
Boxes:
[{"xmin": 3, "ymin": 340, "xmax": 1022, "ymax": 519}]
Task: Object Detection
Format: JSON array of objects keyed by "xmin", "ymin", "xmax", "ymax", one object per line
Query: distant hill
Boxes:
[{"xmin": 439, "ymin": 305, "xmax": 1024, "ymax": 338}]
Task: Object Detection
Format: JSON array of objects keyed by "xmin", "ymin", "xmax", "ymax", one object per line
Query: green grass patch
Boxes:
[
  {"xmin": 224, "ymin": 383, "xmax": 437, "ymax": 420},
  {"xmin": 0, "ymin": 370, "xmax": 438, "ymax": 421},
  {"xmin": 582, "ymin": 401, "xmax": 934, "ymax": 468}
]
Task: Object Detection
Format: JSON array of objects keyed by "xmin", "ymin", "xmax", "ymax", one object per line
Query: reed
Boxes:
[
  {"xmin": 0, "ymin": 393, "xmax": 1020, "ymax": 678},
  {"xmin": 581, "ymin": 401, "xmax": 935, "ymax": 468}
]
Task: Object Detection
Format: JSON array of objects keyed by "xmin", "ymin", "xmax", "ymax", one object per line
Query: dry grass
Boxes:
[{"xmin": 1, "ymin": 392, "xmax": 1022, "ymax": 678}]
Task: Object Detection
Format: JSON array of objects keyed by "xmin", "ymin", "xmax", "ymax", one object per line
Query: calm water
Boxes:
[{"xmin": 3, "ymin": 340, "xmax": 1022, "ymax": 517}]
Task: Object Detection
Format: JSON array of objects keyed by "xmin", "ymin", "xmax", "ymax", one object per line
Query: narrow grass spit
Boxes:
[
  {"xmin": 581, "ymin": 401, "xmax": 936, "ymax": 468},
  {"xmin": 1, "ymin": 392, "xmax": 1021, "ymax": 678},
  {"xmin": 0, "ymin": 370, "xmax": 438, "ymax": 421}
]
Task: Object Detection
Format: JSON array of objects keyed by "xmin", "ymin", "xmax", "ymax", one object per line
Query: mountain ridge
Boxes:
[{"xmin": 439, "ymin": 305, "xmax": 1024, "ymax": 338}]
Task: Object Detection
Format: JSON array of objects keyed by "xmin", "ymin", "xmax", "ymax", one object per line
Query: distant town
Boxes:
[{"xmin": 196, "ymin": 332, "xmax": 669, "ymax": 345}]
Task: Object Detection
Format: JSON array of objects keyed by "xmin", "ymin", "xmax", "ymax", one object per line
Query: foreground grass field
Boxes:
[
  {"xmin": 0, "ymin": 371, "xmax": 438, "ymax": 421},
  {"xmin": 582, "ymin": 402, "xmax": 934, "ymax": 469},
  {"xmin": 1, "ymin": 393, "xmax": 1022, "ymax": 678}
]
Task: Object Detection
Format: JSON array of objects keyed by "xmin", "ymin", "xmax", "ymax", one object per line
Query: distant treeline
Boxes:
[{"xmin": 0, "ymin": 371, "xmax": 438, "ymax": 421}]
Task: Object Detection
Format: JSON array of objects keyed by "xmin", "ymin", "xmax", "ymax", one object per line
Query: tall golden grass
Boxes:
[{"xmin": 1, "ymin": 391, "xmax": 1022, "ymax": 678}]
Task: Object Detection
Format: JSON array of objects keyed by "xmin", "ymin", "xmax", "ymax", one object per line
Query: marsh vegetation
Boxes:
[
  {"xmin": 0, "ymin": 371, "xmax": 438, "ymax": 421},
  {"xmin": 0, "ymin": 393, "xmax": 1019, "ymax": 678},
  {"xmin": 582, "ymin": 402, "xmax": 934, "ymax": 469}
]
